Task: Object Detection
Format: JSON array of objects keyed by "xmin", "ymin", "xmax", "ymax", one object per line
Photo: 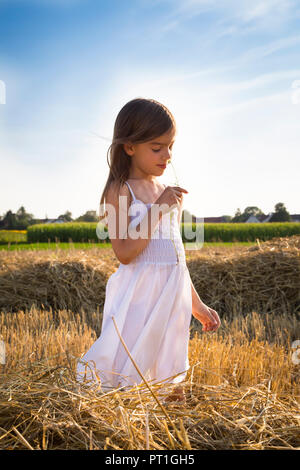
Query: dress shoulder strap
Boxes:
[
  {"xmin": 125, "ymin": 181, "xmax": 166, "ymax": 202},
  {"xmin": 124, "ymin": 181, "xmax": 136, "ymax": 201}
]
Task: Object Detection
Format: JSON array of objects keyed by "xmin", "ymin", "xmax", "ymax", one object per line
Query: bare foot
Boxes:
[{"xmin": 163, "ymin": 385, "xmax": 186, "ymax": 404}]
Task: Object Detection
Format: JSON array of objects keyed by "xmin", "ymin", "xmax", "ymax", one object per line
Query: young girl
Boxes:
[{"xmin": 76, "ymin": 98, "xmax": 220, "ymax": 403}]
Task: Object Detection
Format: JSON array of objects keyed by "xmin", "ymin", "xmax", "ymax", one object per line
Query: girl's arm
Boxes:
[
  {"xmin": 120, "ymin": 205, "xmax": 163, "ymax": 264},
  {"xmin": 106, "ymin": 182, "xmax": 163, "ymax": 265},
  {"xmin": 191, "ymin": 280, "xmax": 204, "ymax": 311}
]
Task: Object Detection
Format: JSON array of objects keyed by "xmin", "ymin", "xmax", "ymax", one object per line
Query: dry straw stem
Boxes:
[
  {"xmin": 0, "ymin": 309, "xmax": 299, "ymax": 448},
  {"xmin": 0, "ymin": 352, "xmax": 299, "ymax": 450},
  {"xmin": 111, "ymin": 315, "xmax": 190, "ymax": 448}
]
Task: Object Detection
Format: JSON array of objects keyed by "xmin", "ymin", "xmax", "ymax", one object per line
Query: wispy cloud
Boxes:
[
  {"xmin": 165, "ymin": 0, "xmax": 297, "ymax": 26},
  {"xmin": 200, "ymin": 69, "xmax": 300, "ymax": 98},
  {"xmin": 231, "ymin": 0, "xmax": 295, "ymax": 24},
  {"xmin": 144, "ymin": 0, "xmax": 298, "ymax": 42},
  {"xmin": 137, "ymin": 36, "xmax": 300, "ymax": 91},
  {"xmin": 237, "ymin": 34, "xmax": 300, "ymax": 62},
  {"xmin": 205, "ymin": 89, "xmax": 291, "ymax": 118}
]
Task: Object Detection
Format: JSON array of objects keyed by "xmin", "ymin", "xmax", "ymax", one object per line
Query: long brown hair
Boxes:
[{"xmin": 98, "ymin": 97, "xmax": 177, "ymax": 223}]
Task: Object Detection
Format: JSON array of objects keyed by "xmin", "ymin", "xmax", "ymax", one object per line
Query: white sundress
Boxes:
[{"xmin": 76, "ymin": 181, "xmax": 193, "ymax": 393}]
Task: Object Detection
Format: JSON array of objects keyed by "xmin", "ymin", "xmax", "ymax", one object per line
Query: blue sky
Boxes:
[{"xmin": 1, "ymin": 0, "xmax": 300, "ymax": 219}]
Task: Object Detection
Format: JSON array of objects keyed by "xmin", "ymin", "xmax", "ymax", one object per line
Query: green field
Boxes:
[
  {"xmin": 1, "ymin": 220, "xmax": 300, "ymax": 250},
  {"xmin": 0, "ymin": 240, "xmax": 253, "ymax": 251},
  {"xmin": 0, "ymin": 230, "xmax": 27, "ymax": 244}
]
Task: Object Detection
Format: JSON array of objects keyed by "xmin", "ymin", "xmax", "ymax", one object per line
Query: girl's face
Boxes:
[{"xmin": 124, "ymin": 128, "xmax": 176, "ymax": 177}]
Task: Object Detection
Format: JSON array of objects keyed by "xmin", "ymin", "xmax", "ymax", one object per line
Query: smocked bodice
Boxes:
[{"xmin": 122, "ymin": 181, "xmax": 186, "ymax": 266}]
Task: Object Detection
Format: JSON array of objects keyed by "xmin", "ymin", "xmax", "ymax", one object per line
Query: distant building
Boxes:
[
  {"xmin": 35, "ymin": 218, "xmax": 65, "ymax": 224},
  {"xmin": 201, "ymin": 216, "xmax": 228, "ymax": 223},
  {"xmin": 192, "ymin": 216, "xmax": 226, "ymax": 224},
  {"xmin": 245, "ymin": 213, "xmax": 300, "ymax": 223},
  {"xmin": 189, "ymin": 212, "xmax": 300, "ymax": 223}
]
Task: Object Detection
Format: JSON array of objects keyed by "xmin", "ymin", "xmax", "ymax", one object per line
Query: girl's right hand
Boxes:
[{"xmin": 155, "ymin": 186, "xmax": 188, "ymax": 214}]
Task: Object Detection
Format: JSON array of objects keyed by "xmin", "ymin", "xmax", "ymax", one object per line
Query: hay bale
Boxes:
[
  {"xmin": 187, "ymin": 235, "xmax": 300, "ymax": 321},
  {"xmin": 0, "ymin": 247, "xmax": 119, "ymax": 315},
  {"xmin": 0, "ymin": 236, "xmax": 299, "ymax": 321}
]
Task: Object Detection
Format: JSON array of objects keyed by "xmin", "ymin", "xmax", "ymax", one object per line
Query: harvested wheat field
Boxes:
[{"xmin": 0, "ymin": 236, "xmax": 299, "ymax": 450}]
